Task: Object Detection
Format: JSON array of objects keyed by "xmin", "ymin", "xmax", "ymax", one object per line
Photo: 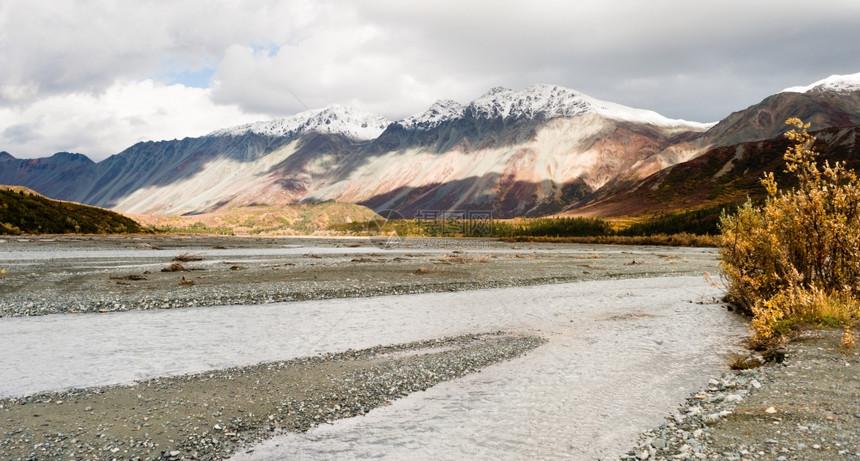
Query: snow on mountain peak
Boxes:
[
  {"xmin": 781, "ymin": 72, "xmax": 860, "ymax": 94},
  {"xmin": 468, "ymin": 84, "xmax": 595, "ymax": 120},
  {"xmin": 398, "ymin": 99, "xmax": 466, "ymax": 130},
  {"xmin": 399, "ymin": 84, "xmax": 710, "ymax": 131},
  {"xmin": 212, "ymin": 84, "xmax": 713, "ymax": 139},
  {"xmin": 210, "ymin": 104, "xmax": 390, "ymax": 140}
]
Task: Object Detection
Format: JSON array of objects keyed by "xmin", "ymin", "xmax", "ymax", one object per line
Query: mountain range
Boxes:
[{"xmin": 2, "ymin": 73, "xmax": 859, "ymax": 221}]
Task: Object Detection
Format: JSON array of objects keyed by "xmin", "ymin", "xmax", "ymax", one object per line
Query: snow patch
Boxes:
[
  {"xmin": 398, "ymin": 99, "xmax": 465, "ymax": 130},
  {"xmin": 210, "ymin": 104, "xmax": 390, "ymax": 140},
  {"xmin": 399, "ymin": 84, "xmax": 711, "ymax": 131},
  {"xmin": 211, "ymin": 84, "xmax": 714, "ymax": 140},
  {"xmin": 781, "ymin": 72, "xmax": 860, "ymax": 94}
]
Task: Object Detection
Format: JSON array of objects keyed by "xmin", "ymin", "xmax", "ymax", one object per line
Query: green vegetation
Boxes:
[
  {"xmin": 151, "ymin": 221, "xmax": 234, "ymax": 236},
  {"xmin": 329, "ymin": 216, "xmax": 613, "ymax": 238},
  {"xmin": 619, "ymin": 204, "xmax": 733, "ymax": 237},
  {"xmin": 329, "ymin": 211, "xmax": 724, "ymax": 247},
  {"xmin": 0, "ymin": 187, "xmax": 144, "ymax": 235},
  {"xmin": 719, "ymin": 119, "xmax": 860, "ymax": 342},
  {"xmin": 493, "ymin": 217, "xmax": 613, "ymax": 237},
  {"xmin": 499, "ymin": 233, "xmax": 718, "ymax": 247}
]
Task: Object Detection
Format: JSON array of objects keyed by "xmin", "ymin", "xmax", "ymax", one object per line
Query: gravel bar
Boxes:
[
  {"xmin": 0, "ymin": 332, "xmax": 546, "ymax": 461},
  {"xmin": 0, "ymin": 235, "xmax": 718, "ymax": 318}
]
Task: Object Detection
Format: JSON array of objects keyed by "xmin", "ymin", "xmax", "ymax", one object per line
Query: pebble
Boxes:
[
  {"xmin": 622, "ymin": 331, "xmax": 860, "ymax": 461},
  {"xmin": 621, "ymin": 370, "xmax": 767, "ymax": 461}
]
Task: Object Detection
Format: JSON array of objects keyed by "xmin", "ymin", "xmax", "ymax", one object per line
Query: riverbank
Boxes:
[{"xmin": 622, "ymin": 329, "xmax": 860, "ymax": 461}]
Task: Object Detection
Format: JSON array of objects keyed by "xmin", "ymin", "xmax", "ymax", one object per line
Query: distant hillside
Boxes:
[
  {"xmin": 0, "ymin": 186, "xmax": 144, "ymax": 235},
  {"xmin": 131, "ymin": 201, "xmax": 380, "ymax": 236},
  {"xmin": 567, "ymin": 124, "xmax": 860, "ymax": 218}
]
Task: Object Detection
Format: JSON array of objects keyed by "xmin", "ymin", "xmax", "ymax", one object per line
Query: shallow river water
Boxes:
[{"xmin": 1, "ymin": 274, "xmax": 746, "ymax": 459}]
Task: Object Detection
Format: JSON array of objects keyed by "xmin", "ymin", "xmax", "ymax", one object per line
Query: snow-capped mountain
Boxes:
[
  {"xmin": 782, "ymin": 72, "xmax": 860, "ymax": 94},
  {"xmin": 4, "ymin": 75, "xmax": 859, "ymax": 219},
  {"xmin": 398, "ymin": 84, "xmax": 711, "ymax": 131},
  {"xmin": 397, "ymin": 100, "xmax": 465, "ymax": 130},
  {"xmin": 210, "ymin": 104, "xmax": 390, "ymax": 140}
]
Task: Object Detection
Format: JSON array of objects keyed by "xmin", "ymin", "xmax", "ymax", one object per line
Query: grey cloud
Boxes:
[
  {"xmin": 2, "ymin": 0, "xmax": 860, "ymax": 158},
  {"xmin": 2, "ymin": 123, "xmax": 42, "ymax": 145},
  {"xmin": 208, "ymin": 0, "xmax": 860, "ymax": 123}
]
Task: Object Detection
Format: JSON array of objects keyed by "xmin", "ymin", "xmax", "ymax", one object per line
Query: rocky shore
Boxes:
[
  {"xmin": 621, "ymin": 330, "xmax": 860, "ymax": 461},
  {"xmin": 0, "ymin": 332, "xmax": 545, "ymax": 461}
]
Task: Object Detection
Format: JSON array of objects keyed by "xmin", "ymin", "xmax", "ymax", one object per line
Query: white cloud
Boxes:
[{"xmin": 0, "ymin": 80, "xmax": 268, "ymax": 160}]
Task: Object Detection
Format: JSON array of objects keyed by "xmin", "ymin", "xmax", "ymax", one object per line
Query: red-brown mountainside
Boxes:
[
  {"xmin": 701, "ymin": 88, "xmax": 860, "ymax": 148},
  {"xmin": 566, "ymin": 124, "xmax": 860, "ymax": 217}
]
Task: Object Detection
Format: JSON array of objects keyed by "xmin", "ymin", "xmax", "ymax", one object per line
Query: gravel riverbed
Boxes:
[
  {"xmin": 2, "ymin": 236, "xmax": 857, "ymax": 460},
  {"xmin": 0, "ymin": 332, "xmax": 545, "ymax": 461},
  {"xmin": 0, "ymin": 235, "xmax": 717, "ymax": 318}
]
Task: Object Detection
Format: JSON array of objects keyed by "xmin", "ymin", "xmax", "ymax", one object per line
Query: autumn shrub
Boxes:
[{"xmin": 719, "ymin": 118, "xmax": 860, "ymax": 340}]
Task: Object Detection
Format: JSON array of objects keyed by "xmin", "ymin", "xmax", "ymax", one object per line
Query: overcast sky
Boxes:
[{"xmin": 2, "ymin": 0, "xmax": 859, "ymax": 161}]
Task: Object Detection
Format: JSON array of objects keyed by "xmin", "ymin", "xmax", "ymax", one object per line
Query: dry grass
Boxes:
[
  {"xmin": 727, "ymin": 352, "xmax": 763, "ymax": 370},
  {"xmin": 173, "ymin": 253, "xmax": 203, "ymax": 262},
  {"xmin": 441, "ymin": 253, "xmax": 492, "ymax": 263},
  {"xmin": 413, "ymin": 267, "xmax": 444, "ymax": 275},
  {"xmin": 841, "ymin": 329, "xmax": 857, "ymax": 348},
  {"xmin": 162, "ymin": 262, "xmax": 186, "ymax": 272}
]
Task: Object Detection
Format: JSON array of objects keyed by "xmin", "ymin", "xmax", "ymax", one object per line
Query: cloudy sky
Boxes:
[{"xmin": 2, "ymin": 0, "xmax": 859, "ymax": 161}]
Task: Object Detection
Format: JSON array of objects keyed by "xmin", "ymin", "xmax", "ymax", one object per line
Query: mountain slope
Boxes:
[
  {"xmin": 0, "ymin": 152, "xmax": 98, "ymax": 202},
  {"xmin": 566, "ymin": 124, "xmax": 860, "ymax": 217},
  {"xmin": 572, "ymin": 73, "xmax": 860, "ymax": 216},
  {"xmin": 617, "ymin": 73, "xmax": 860, "ymax": 184},
  {"xmin": 318, "ymin": 114, "xmax": 700, "ymax": 217},
  {"xmin": 702, "ymin": 73, "xmax": 860, "ymax": 148},
  {"xmin": 2, "ymin": 76, "xmax": 859, "ymax": 220},
  {"xmin": 0, "ymin": 85, "xmax": 708, "ymax": 218}
]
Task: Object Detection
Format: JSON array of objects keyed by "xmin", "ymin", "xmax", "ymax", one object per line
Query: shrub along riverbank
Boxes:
[
  {"xmin": 719, "ymin": 119, "xmax": 860, "ymax": 343},
  {"xmin": 328, "ymin": 206, "xmax": 731, "ymax": 247}
]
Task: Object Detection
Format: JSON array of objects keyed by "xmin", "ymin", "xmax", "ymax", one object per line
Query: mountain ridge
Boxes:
[{"xmin": 2, "ymin": 75, "xmax": 858, "ymax": 220}]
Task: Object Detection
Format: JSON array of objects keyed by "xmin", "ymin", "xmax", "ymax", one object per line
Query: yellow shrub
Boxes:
[{"xmin": 719, "ymin": 118, "xmax": 860, "ymax": 339}]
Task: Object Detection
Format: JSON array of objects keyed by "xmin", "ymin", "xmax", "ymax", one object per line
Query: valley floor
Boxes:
[
  {"xmin": 0, "ymin": 235, "xmax": 714, "ymax": 317},
  {"xmin": 0, "ymin": 237, "xmax": 856, "ymax": 460}
]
